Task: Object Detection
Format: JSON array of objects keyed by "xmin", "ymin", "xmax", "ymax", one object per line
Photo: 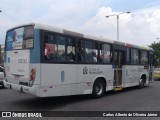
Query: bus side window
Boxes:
[
  {"xmin": 99, "ymin": 43, "xmax": 111, "ymax": 63},
  {"xmin": 66, "ymin": 37, "xmax": 76, "ymax": 61},
  {"xmin": 85, "ymin": 40, "xmax": 98, "ymax": 63},
  {"xmin": 44, "ymin": 33, "xmax": 57, "ymax": 61},
  {"xmin": 57, "ymin": 35, "xmax": 66, "ymax": 61},
  {"xmin": 77, "ymin": 40, "xmax": 85, "ymax": 62},
  {"xmin": 140, "ymin": 51, "xmax": 148, "ymax": 65},
  {"xmin": 131, "ymin": 49, "xmax": 139, "ymax": 64},
  {"xmin": 126, "ymin": 48, "xmax": 130, "ymax": 64}
]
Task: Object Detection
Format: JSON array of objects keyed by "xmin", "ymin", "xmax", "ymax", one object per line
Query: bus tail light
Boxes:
[{"xmin": 29, "ymin": 68, "xmax": 36, "ymax": 87}]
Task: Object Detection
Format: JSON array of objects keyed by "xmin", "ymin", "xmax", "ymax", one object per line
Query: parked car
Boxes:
[
  {"xmin": 0, "ymin": 66, "xmax": 5, "ymax": 87},
  {"xmin": 154, "ymin": 68, "xmax": 160, "ymax": 80}
]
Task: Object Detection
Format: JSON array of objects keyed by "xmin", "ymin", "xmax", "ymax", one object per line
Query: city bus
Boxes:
[{"xmin": 4, "ymin": 23, "xmax": 154, "ymax": 98}]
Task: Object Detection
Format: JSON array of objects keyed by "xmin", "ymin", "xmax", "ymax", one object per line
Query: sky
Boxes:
[{"xmin": 0, "ymin": 0, "xmax": 160, "ymax": 46}]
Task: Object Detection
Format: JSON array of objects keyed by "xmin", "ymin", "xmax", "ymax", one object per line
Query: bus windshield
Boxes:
[{"xmin": 6, "ymin": 25, "xmax": 34, "ymax": 50}]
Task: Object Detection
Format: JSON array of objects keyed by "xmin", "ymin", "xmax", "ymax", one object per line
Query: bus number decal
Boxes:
[
  {"xmin": 83, "ymin": 67, "xmax": 103, "ymax": 75},
  {"xmin": 18, "ymin": 59, "xmax": 27, "ymax": 64}
]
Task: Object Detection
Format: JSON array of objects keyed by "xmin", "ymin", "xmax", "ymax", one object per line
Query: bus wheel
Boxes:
[
  {"xmin": 139, "ymin": 76, "xmax": 145, "ymax": 88},
  {"xmin": 92, "ymin": 79, "xmax": 105, "ymax": 98}
]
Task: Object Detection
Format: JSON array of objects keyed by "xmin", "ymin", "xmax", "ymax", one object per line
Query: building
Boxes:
[{"xmin": 0, "ymin": 44, "xmax": 4, "ymax": 64}]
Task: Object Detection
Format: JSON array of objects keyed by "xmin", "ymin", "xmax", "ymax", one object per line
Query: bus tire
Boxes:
[
  {"xmin": 139, "ymin": 76, "xmax": 146, "ymax": 88},
  {"xmin": 92, "ymin": 79, "xmax": 105, "ymax": 98}
]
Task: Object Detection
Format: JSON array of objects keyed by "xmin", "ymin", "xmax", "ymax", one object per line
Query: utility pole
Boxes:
[{"xmin": 106, "ymin": 12, "xmax": 131, "ymax": 41}]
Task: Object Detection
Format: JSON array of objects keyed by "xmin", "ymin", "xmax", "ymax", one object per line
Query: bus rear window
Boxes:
[{"xmin": 6, "ymin": 26, "xmax": 34, "ymax": 50}]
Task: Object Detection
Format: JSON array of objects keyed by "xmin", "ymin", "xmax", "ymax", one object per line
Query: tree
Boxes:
[{"xmin": 149, "ymin": 41, "xmax": 160, "ymax": 67}]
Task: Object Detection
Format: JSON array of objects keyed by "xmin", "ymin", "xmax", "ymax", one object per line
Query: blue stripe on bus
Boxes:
[
  {"xmin": 61, "ymin": 71, "xmax": 65, "ymax": 82},
  {"xmin": 30, "ymin": 29, "xmax": 40, "ymax": 63}
]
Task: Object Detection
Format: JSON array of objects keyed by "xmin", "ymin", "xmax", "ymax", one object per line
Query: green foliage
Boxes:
[{"xmin": 149, "ymin": 41, "xmax": 160, "ymax": 67}]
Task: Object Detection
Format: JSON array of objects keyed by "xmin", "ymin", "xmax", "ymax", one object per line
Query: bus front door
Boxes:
[{"xmin": 113, "ymin": 51, "xmax": 124, "ymax": 89}]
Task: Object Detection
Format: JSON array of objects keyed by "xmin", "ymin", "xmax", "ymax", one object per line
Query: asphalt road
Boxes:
[{"xmin": 0, "ymin": 81, "xmax": 160, "ymax": 120}]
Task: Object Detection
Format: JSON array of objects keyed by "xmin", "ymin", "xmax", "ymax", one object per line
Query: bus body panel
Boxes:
[
  {"xmin": 5, "ymin": 50, "xmax": 30, "ymax": 85},
  {"xmin": 122, "ymin": 65, "xmax": 149, "ymax": 87},
  {"xmin": 39, "ymin": 64, "xmax": 114, "ymax": 97},
  {"xmin": 76, "ymin": 64, "xmax": 114, "ymax": 94},
  {"xmin": 40, "ymin": 64, "xmax": 76, "ymax": 96}
]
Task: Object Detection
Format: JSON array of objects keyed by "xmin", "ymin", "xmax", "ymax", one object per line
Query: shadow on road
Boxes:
[
  {"xmin": 11, "ymin": 94, "xmax": 91, "ymax": 111},
  {"xmin": 10, "ymin": 85, "xmax": 151, "ymax": 111},
  {"xmin": 105, "ymin": 85, "xmax": 150, "ymax": 96},
  {"xmin": 154, "ymin": 79, "xmax": 160, "ymax": 81}
]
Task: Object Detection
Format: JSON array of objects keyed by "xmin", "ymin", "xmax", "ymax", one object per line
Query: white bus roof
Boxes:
[
  {"xmin": 7, "ymin": 22, "xmax": 153, "ymax": 51},
  {"xmin": 34, "ymin": 23, "xmax": 114, "ymax": 44},
  {"xmin": 7, "ymin": 22, "xmax": 114, "ymax": 44}
]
